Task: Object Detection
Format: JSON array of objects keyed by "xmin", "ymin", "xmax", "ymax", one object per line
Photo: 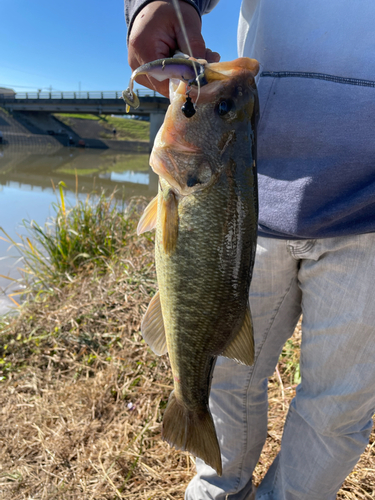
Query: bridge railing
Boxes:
[{"xmin": 0, "ymin": 89, "xmax": 164, "ymax": 101}]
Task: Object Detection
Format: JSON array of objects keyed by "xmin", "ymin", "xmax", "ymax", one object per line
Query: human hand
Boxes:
[{"xmin": 128, "ymin": 0, "xmax": 220, "ymax": 97}]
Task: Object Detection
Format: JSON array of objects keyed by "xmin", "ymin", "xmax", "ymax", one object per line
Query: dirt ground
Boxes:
[
  {"xmin": 0, "ymin": 308, "xmax": 373, "ymax": 499},
  {"xmin": 0, "ymin": 219, "xmax": 373, "ymax": 499}
]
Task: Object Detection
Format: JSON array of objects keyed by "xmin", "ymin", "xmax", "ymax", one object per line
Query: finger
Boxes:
[
  {"xmin": 134, "ymin": 74, "xmax": 170, "ymax": 98},
  {"xmin": 205, "ymin": 48, "xmax": 221, "ymax": 63},
  {"xmin": 173, "ymin": 5, "xmax": 205, "ymax": 59},
  {"xmin": 128, "ymin": 39, "xmax": 172, "ymax": 97},
  {"xmin": 128, "ymin": 51, "xmax": 171, "ymax": 97},
  {"xmin": 176, "ymin": 30, "xmax": 206, "ymax": 59},
  {"xmin": 128, "ymin": 33, "xmax": 172, "ymax": 70}
]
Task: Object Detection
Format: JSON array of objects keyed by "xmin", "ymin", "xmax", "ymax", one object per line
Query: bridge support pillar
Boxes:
[
  {"xmin": 149, "ymin": 111, "xmax": 166, "ymax": 192},
  {"xmin": 149, "ymin": 111, "xmax": 165, "ymax": 152}
]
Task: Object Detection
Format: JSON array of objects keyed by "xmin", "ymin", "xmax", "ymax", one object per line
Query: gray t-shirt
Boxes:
[{"xmin": 126, "ymin": 0, "xmax": 375, "ymax": 239}]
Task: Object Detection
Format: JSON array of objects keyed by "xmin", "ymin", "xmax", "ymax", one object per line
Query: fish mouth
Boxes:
[
  {"xmin": 138, "ymin": 56, "xmax": 260, "ymax": 194},
  {"xmin": 183, "ymin": 58, "xmax": 259, "ymax": 105},
  {"xmin": 123, "ymin": 56, "xmax": 208, "ymax": 110},
  {"xmin": 123, "ymin": 56, "xmax": 259, "ymax": 110},
  {"xmin": 150, "ymin": 114, "xmax": 208, "ymax": 195}
]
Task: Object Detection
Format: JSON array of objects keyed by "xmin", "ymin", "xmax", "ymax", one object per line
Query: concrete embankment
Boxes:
[
  {"xmin": 0, "ymin": 109, "xmax": 62, "ymax": 152},
  {"xmin": 0, "ymin": 109, "xmax": 148, "ymax": 153}
]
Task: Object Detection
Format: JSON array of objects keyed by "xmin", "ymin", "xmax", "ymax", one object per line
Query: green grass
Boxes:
[
  {"xmin": 56, "ymin": 154, "xmax": 150, "ymax": 176},
  {"xmin": 54, "ymin": 113, "xmax": 150, "ymax": 142},
  {"xmin": 102, "ymin": 116, "xmax": 149, "ymax": 142},
  {"xmin": 54, "ymin": 167, "xmax": 102, "ymax": 176},
  {"xmin": 0, "ymin": 106, "xmax": 11, "ymax": 116},
  {"xmin": 0, "ymin": 183, "xmax": 141, "ymax": 289},
  {"xmin": 279, "ymin": 337, "xmax": 301, "ymax": 385},
  {"xmin": 100, "ymin": 153, "xmax": 150, "ymax": 171},
  {"xmin": 54, "ymin": 113, "xmax": 101, "ymax": 121}
]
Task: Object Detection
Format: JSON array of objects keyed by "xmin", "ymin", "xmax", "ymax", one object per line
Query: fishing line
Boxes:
[{"xmin": 171, "ymin": 0, "xmax": 202, "ymax": 107}]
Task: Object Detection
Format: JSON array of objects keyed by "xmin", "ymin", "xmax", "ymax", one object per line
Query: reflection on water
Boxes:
[
  {"xmin": 0, "ymin": 145, "xmax": 158, "ymax": 311},
  {"xmin": 100, "ymin": 171, "xmax": 150, "ymax": 185}
]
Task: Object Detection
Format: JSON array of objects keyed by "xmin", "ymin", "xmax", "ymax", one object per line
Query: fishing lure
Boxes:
[{"xmin": 122, "ymin": 57, "xmax": 207, "ymax": 114}]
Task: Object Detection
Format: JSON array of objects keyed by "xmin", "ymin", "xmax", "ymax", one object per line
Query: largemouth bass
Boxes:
[{"xmin": 124, "ymin": 56, "xmax": 259, "ymax": 475}]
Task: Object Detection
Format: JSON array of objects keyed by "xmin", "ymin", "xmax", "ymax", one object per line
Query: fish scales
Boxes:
[
  {"xmin": 129, "ymin": 56, "xmax": 260, "ymax": 475},
  {"xmin": 157, "ymin": 165, "xmax": 257, "ymax": 407}
]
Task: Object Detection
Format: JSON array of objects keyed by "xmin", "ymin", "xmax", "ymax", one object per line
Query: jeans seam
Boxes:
[
  {"xmin": 228, "ymin": 270, "xmax": 299, "ymax": 498},
  {"xmin": 253, "ymin": 276, "xmax": 298, "ymax": 367},
  {"xmin": 227, "ymin": 368, "xmax": 254, "ymax": 498},
  {"xmin": 256, "ymin": 409, "xmax": 294, "ymax": 499}
]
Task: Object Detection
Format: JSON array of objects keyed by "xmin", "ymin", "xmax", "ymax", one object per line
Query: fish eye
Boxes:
[{"xmin": 218, "ymin": 99, "xmax": 234, "ymax": 116}]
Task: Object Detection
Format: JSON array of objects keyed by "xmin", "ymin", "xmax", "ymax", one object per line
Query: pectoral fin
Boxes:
[
  {"xmin": 161, "ymin": 190, "xmax": 178, "ymax": 254},
  {"xmin": 137, "ymin": 195, "xmax": 158, "ymax": 235},
  {"xmin": 222, "ymin": 305, "xmax": 254, "ymax": 366},
  {"xmin": 141, "ymin": 291, "xmax": 167, "ymax": 356}
]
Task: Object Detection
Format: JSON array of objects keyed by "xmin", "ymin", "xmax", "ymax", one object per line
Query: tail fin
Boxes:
[{"xmin": 162, "ymin": 391, "xmax": 222, "ymax": 476}]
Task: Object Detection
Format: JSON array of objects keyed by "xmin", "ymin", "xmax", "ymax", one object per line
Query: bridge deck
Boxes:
[{"xmin": 0, "ymin": 90, "xmax": 169, "ymax": 116}]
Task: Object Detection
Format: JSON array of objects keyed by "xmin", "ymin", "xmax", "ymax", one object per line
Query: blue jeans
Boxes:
[{"xmin": 185, "ymin": 235, "xmax": 375, "ymax": 500}]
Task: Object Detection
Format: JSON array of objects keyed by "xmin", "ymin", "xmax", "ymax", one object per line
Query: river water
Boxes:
[{"xmin": 0, "ymin": 145, "xmax": 157, "ymax": 314}]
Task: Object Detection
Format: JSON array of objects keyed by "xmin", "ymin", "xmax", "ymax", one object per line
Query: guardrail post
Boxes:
[
  {"xmin": 101, "ymin": 92, "xmax": 103, "ymax": 99},
  {"xmin": 26, "ymin": 93, "xmax": 28, "ymax": 99},
  {"xmin": 49, "ymin": 92, "xmax": 51, "ymax": 99},
  {"xmin": 74, "ymin": 92, "xmax": 76, "ymax": 99}
]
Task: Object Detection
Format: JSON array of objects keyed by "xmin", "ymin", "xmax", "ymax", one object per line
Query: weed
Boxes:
[
  {"xmin": 1, "ymin": 184, "xmax": 141, "ymax": 290},
  {"xmin": 279, "ymin": 335, "xmax": 302, "ymax": 385}
]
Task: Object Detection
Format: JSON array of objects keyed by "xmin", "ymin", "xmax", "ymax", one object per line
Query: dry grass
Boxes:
[{"xmin": 0, "ymin": 206, "xmax": 373, "ymax": 499}]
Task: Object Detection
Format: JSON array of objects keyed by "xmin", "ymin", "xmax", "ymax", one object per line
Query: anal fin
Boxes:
[
  {"xmin": 141, "ymin": 291, "xmax": 167, "ymax": 355},
  {"xmin": 222, "ymin": 305, "xmax": 254, "ymax": 366},
  {"xmin": 137, "ymin": 195, "xmax": 158, "ymax": 235}
]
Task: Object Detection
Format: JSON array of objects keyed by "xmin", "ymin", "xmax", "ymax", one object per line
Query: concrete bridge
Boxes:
[{"xmin": 0, "ymin": 90, "xmax": 169, "ymax": 148}]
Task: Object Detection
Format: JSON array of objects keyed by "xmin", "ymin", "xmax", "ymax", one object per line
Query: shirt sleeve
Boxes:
[{"xmin": 125, "ymin": 0, "xmax": 220, "ymax": 38}]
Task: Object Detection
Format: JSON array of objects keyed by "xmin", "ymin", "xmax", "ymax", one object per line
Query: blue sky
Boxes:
[{"xmin": 1, "ymin": 0, "xmax": 240, "ymax": 93}]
